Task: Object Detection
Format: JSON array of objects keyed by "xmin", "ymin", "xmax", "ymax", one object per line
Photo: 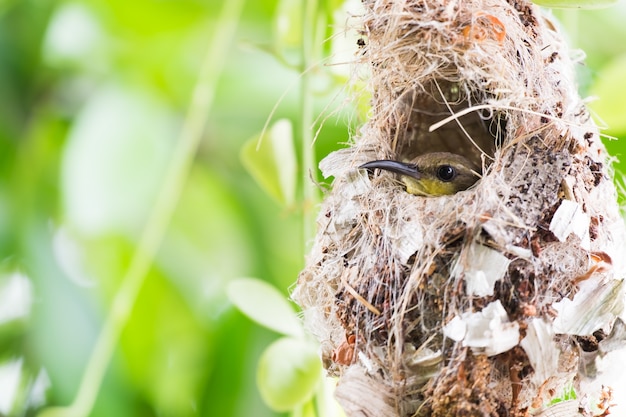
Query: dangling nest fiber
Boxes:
[{"xmin": 292, "ymin": 0, "xmax": 626, "ymax": 416}]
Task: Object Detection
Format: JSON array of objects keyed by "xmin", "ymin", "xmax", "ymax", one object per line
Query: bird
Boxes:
[{"xmin": 359, "ymin": 152, "xmax": 480, "ymax": 196}]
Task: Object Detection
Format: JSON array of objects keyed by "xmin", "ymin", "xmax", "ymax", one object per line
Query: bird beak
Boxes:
[{"xmin": 359, "ymin": 160, "xmax": 421, "ymax": 180}]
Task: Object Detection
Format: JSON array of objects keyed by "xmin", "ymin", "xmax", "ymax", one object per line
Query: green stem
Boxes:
[
  {"xmin": 37, "ymin": 2, "xmax": 245, "ymax": 416},
  {"xmin": 300, "ymin": 0, "xmax": 322, "ymax": 248}
]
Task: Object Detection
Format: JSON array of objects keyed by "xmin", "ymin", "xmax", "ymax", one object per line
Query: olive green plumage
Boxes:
[{"xmin": 360, "ymin": 152, "xmax": 480, "ymax": 196}]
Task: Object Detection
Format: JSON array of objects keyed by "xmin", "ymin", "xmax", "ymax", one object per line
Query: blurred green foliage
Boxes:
[{"xmin": 0, "ymin": 1, "xmax": 626, "ymax": 416}]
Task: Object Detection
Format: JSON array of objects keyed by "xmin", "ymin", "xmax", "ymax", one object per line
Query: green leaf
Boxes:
[
  {"xmin": 548, "ymin": 384, "xmax": 577, "ymax": 405},
  {"xmin": 274, "ymin": 0, "xmax": 302, "ymax": 48},
  {"xmin": 323, "ymin": 0, "xmax": 349, "ymax": 13},
  {"xmin": 240, "ymin": 119, "xmax": 297, "ymax": 206},
  {"xmin": 60, "ymin": 86, "xmax": 176, "ymax": 236},
  {"xmin": 533, "ymin": 0, "xmax": 618, "ymax": 8},
  {"xmin": 227, "ymin": 277, "xmax": 304, "ymax": 338},
  {"xmin": 257, "ymin": 337, "xmax": 322, "ymax": 412},
  {"xmin": 119, "ymin": 268, "xmax": 212, "ymax": 416},
  {"xmin": 589, "ymin": 54, "xmax": 626, "ymax": 134},
  {"xmin": 295, "ymin": 400, "xmax": 318, "ymax": 417}
]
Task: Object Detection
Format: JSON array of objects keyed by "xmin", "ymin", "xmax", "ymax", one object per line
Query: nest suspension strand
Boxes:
[{"xmin": 293, "ymin": 1, "xmax": 626, "ymax": 416}]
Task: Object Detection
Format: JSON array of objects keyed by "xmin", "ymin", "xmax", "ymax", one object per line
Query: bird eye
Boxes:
[{"xmin": 437, "ymin": 165, "xmax": 457, "ymax": 182}]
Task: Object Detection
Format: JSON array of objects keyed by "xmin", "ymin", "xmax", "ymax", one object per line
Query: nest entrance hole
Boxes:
[{"xmin": 393, "ymin": 78, "xmax": 506, "ymax": 172}]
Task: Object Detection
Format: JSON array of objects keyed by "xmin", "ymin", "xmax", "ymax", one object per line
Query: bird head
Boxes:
[{"xmin": 360, "ymin": 152, "xmax": 480, "ymax": 196}]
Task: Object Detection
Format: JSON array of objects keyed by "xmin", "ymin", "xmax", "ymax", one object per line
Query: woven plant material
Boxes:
[{"xmin": 293, "ymin": 0, "xmax": 626, "ymax": 416}]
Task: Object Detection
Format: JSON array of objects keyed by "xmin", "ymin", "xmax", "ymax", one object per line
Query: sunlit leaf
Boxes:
[
  {"xmin": 60, "ymin": 87, "xmax": 176, "ymax": 236},
  {"xmin": 120, "ymin": 270, "xmax": 210, "ymax": 416},
  {"xmin": 241, "ymin": 119, "xmax": 297, "ymax": 206},
  {"xmin": 227, "ymin": 277, "xmax": 303, "ymax": 338},
  {"xmin": 90, "ymin": 0, "xmax": 212, "ymax": 36},
  {"xmin": 298, "ymin": 400, "xmax": 317, "ymax": 417},
  {"xmin": 274, "ymin": 0, "xmax": 302, "ymax": 63},
  {"xmin": 43, "ymin": 3, "xmax": 104, "ymax": 65},
  {"xmin": 0, "ymin": 271, "xmax": 33, "ymax": 324},
  {"xmin": 35, "ymin": 409, "xmax": 63, "ymax": 417},
  {"xmin": 257, "ymin": 337, "xmax": 321, "ymax": 412},
  {"xmin": 0, "ymin": 358, "xmax": 22, "ymax": 415},
  {"xmin": 324, "ymin": 0, "xmax": 349, "ymax": 13},
  {"xmin": 158, "ymin": 165, "xmax": 254, "ymax": 318},
  {"xmin": 317, "ymin": 376, "xmax": 348, "ymax": 417},
  {"xmin": 533, "ymin": 0, "xmax": 618, "ymax": 8},
  {"xmin": 589, "ymin": 54, "xmax": 626, "ymax": 134}
]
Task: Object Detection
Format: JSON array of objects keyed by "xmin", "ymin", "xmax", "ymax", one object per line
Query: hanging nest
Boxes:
[{"xmin": 292, "ymin": 0, "xmax": 626, "ymax": 416}]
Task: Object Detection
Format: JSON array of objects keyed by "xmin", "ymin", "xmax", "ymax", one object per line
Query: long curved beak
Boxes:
[{"xmin": 359, "ymin": 160, "xmax": 421, "ymax": 180}]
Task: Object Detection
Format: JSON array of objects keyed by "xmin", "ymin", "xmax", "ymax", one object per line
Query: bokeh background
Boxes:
[{"xmin": 1, "ymin": 1, "xmax": 626, "ymax": 416}]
